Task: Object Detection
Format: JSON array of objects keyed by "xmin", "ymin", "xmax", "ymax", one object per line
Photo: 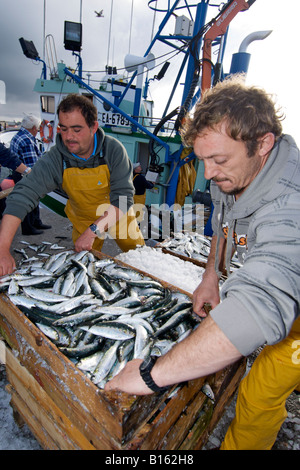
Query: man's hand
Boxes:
[
  {"xmin": 0, "ymin": 214, "xmax": 21, "ymax": 276},
  {"xmin": 74, "ymin": 227, "xmax": 97, "ymax": 252},
  {"xmin": 104, "ymin": 359, "xmax": 154, "ymax": 395},
  {"xmin": 0, "ymin": 249, "xmax": 16, "ymax": 276},
  {"xmin": 192, "ymin": 270, "xmax": 220, "ymax": 317}
]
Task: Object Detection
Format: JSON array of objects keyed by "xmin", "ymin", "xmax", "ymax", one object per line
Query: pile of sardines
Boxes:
[
  {"xmin": 159, "ymin": 232, "xmax": 212, "ymax": 262},
  {"xmin": 159, "ymin": 232, "xmax": 242, "ymax": 270},
  {"xmin": 0, "ymin": 243, "xmax": 199, "ymax": 389}
]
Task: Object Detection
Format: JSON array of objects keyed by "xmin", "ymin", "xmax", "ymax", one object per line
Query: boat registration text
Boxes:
[{"xmin": 99, "ymin": 112, "xmax": 130, "ymax": 127}]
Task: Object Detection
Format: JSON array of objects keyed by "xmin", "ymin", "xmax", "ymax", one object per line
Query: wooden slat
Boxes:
[
  {"xmin": 9, "ymin": 391, "xmax": 60, "ymax": 450},
  {"xmin": 178, "ymin": 401, "xmax": 214, "ymax": 450},
  {"xmin": 5, "ymin": 347, "xmax": 95, "ymax": 450}
]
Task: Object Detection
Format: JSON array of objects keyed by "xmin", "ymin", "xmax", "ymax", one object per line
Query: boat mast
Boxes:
[
  {"xmin": 43, "ymin": 0, "xmax": 46, "ymax": 62},
  {"xmin": 107, "ymin": 0, "xmax": 114, "ymax": 68}
]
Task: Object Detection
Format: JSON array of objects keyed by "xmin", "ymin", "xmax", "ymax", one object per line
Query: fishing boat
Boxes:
[{"xmin": 19, "ymin": 0, "xmax": 270, "ymax": 224}]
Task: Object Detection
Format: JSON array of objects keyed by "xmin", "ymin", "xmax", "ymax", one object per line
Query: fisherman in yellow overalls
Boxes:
[
  {"xmin": 0, "ymin": 94, "xmax": 144, "ymax": 276},
  {"xmin": 59, "ymin": 96, "xmax": 145, "ymax": 252},
  {"xmin": 132, "ymin": 162, "xmax": 154, "ymax": 206}
]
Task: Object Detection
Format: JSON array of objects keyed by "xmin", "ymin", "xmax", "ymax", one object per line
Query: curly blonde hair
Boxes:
[{"xmin": 180, "ymin": 75, "xmax": 284, "ymax": 157}]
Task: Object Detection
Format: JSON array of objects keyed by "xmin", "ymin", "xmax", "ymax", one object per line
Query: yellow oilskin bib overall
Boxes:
[
  {"xmin": 221, "ymin": 316, "xmax": 300, "ymax": 450},
  {"xmin": 62, "ymin": 163, "xmax": 144, "ymax": 252}
]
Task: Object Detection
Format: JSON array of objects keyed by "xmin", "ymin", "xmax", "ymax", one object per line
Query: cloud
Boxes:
[
  {"xmin": 0, "ymin": 0, "xmax": 299, "ymax": 145},
  {"xmin": 0, "ymin": 0, "xmax": 152, "ymax": 119}
]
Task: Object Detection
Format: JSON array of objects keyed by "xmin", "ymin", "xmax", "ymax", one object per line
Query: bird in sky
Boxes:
[{"xmin": 95, "ymin": 10, "xmax": 104, "ymax": 17}]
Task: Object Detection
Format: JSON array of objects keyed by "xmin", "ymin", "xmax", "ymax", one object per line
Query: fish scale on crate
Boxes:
[{"xmin": 0, "ymin": 243, "xmax": 200, "ymax": 389}]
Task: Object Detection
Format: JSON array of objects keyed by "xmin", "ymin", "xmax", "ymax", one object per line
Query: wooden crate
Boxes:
[
  {"xmin": 156, "ymin": 241, "xmax": 229, "ymax": 279},
  {"xmin": 0, "ymin": 253, "xmax": 246, "ymax": 450}
]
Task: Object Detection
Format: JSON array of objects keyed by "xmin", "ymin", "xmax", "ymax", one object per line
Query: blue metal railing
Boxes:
[{"xmin": 63, "ymin": 67, "xmax": 170, "ymax": 160}]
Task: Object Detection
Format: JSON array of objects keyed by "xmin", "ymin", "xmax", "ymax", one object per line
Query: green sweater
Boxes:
[{"xmin": 4, "ymin": 128, "xmax": 134, "ymax": 221}]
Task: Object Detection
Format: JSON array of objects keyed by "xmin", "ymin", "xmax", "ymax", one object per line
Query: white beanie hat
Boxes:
[{"xmin": 133, "ymin": 162, "xmax": 141, "ymax": 170}]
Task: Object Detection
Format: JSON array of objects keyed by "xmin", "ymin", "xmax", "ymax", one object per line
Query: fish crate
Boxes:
[
  {"xmin": 155, "ymin": 233, "xmax": 209, "ymax": 269},
  {"xmin": 0, "ymin": 252, "xmax": 246, "ymax": 450},
  {"xmin": 156, "ymin": 236, "xmax": 230, "ymax": 279}
]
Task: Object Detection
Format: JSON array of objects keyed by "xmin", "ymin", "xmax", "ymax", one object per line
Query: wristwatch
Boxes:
[
  {"xmin": 139, "ymin": 356, "xmax": 170, "ymax": 393},
  {"xmin": 22, "ymin": 168, "xmax": 31, "ymax": 176},
  {"xmin": 89, "ymin": 223, "xmax": 102, "ymax": 237}
]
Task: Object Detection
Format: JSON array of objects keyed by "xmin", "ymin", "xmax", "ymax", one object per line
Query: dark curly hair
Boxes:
[
  {"xmin": 180, "ymin": 74, "xmax": 284, "ymax": 157},
  {"xmin": 57, "ymin": 94, "xmax": 97, "ymax": 128}
]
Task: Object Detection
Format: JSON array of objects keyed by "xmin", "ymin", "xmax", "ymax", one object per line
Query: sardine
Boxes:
[
  {"xmin": 201, "ymin": 383, "xmax": 215, "ymax": 403},
  {"xmin": 14, "ymin": 248, "xmax": 29, "ymax": 259},
  {"xmin": 22, "ymin": 286, "xmax": 71, "ymax": 304},
  {"xmin": 89, "ymin": 278, "xmax": 109, "ymax": 300},
  {"xmin": 59, "ymin": 340, "xmax": 101, "ymax": 358},
  {"xmin": 92, "ymin": 341, "xmax": 121, "ymax": 385},
  {"xmin": 133, "ymin": 323, "xmax": 149, "ymax": 359},
  {"xmin": 53, "ymin": 309, "xmax": 105, "ymax": 327},
  {"xmin": 152, "ymin": 307, "xmax": 192, "ymax": 338},
  {"xmin": 60, "ymin": 269, "xmax": 76, "ymax": 296},
  {"xmin": 76, "ymin": 350, "xmax": 104, "ymax": 372},
  {"xmin": 18, "ymin": 276, "xmax": 54, "ymax": 287},
  {"xmin": 36, "ymin": 322, "xmax": 70, "ymax": 346},
  {"xmin": 117, "ymin": 338, "xmax": 134, "ymax": 362},
  {"xmin": 54, "ymin": 294, "xmax": 95, "ymax": 314},
  {"xmin": 80, "ymin": 321, "xmax": 136, "ymax": 341}
]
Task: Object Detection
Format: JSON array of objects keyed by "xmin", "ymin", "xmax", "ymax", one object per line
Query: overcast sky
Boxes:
[{"xmin": 0, "ymin": 0, "xmax": 299, "ymax": 145}]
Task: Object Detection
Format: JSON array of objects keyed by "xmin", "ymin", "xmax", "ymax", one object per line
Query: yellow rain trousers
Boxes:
[
  {"xmin": 221, "ymin": 317, "xmax": 300, "ymax": 450},
  {"xmin": 62, "ymin": 164, "xmax": 144, "ymax": 252},
  {"xmin": 175, "ymin": 148, "xmax": 197, "ymax": 207}
]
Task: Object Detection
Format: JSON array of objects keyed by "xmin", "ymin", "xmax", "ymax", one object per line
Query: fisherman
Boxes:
[
  {"xmin": 0, "ymin": 94, "xmax": 144, "ymax": 275},
  {"xmin": 132, "ymin": 162, "xmax": 154, "ymax": 205},
  {"xmin": 105, "ymin": 76, "xmax": 300, "ymax": 450},
  {"xmin": 10, "ymin": 114, "xmax": 52, "ymax": 235}
]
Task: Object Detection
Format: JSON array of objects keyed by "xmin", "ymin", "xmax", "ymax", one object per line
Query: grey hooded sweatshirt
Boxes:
[
  {"xmin": 4, "ymin": 127, "xmax": 134, "ymax": 221},
  {"xmin": 210, "ymin": 134, "xmax": 300, "ymax": 356}
]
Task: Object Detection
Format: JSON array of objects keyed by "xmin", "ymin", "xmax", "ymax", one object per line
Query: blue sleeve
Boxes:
[{"xmin": 0, "ymin": 143, "xmax": 22, "ymax": 170}]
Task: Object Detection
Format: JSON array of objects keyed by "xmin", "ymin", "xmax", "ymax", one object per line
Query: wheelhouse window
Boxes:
[{"xmin": 40, "ymin": 95, "xmax": 55, "ymax": 113}]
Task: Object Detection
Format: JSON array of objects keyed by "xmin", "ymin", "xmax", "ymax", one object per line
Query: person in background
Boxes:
[
  {"xmin": 0, "ymin": 142, "xmax": 31, "ymax": 218},
  {"xmin": 104, "ymin": 76, "xmax": 300, "ymax": 450},
  {"xmin": 0, "ymin": 94, "xmax": 144, "ymax": 276},
  {"xmin": 132, "ymin": 162, "xmax": 154, "ymax": 205},
  {"xmin": 10, "ymin": 114, "xmax": 51, "ymax": 235}
]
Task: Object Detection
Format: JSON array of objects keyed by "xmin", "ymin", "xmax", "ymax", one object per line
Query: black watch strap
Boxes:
[
  {"xmin": 89, "ymin": 223, "xmax": 102, "ymax": 237},
  {"xmin": 139, "ymin": 356, "xmax": 169, "ymax": 393}
]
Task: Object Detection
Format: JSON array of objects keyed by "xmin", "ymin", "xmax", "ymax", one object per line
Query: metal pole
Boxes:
[
  {"xmin": 107, "ymin": 0, "xmax": 114, "ymax": 66},
  {"xmin": 43, "ymin": 0, "xmax": 46, "ymax": 62}
]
